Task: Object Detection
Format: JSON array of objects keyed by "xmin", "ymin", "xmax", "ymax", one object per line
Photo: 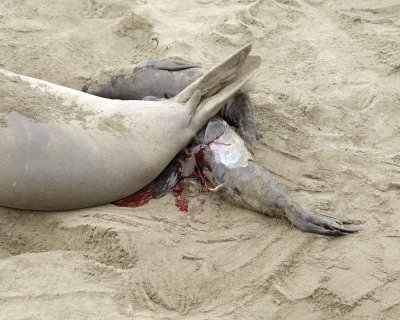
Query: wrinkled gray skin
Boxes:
[
  {"xmin": 83, "ymin": 60, "xmax": 260, "ymax": 147},
  {"xmin": 85, "ymin": 60, "xmax": 358, "ymax": 235}
]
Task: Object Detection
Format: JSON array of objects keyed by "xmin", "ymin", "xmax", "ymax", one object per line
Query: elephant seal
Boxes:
[{"xmin": 0, "ymin": 44, "xmax": 260, "ymax": 211}]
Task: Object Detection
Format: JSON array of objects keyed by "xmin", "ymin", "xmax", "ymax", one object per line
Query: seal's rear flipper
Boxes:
[
  {"xmin": 173, "ymin": 44, "xmax": 253, "ymax": 104},
  {"xmin": 188, "ymin": 55, "xmax": 261, "ymax": 132}
]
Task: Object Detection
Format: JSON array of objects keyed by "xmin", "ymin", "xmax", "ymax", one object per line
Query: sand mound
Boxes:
[{"xmin": 1, "ymin": 0, "xmax": 400, "ymax": 319}]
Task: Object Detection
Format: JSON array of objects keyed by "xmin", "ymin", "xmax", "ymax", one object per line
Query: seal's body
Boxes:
[
  {"xmin": 0, "ymin": 45, "xmax": 259, "ymax": 210},
  {"xmin": 195, "ymin": 118, "xmax": 358, "ymax": 236}
]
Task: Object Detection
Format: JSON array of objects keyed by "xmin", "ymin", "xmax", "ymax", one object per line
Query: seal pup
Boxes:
[
  {"xmin": 192, "ymin": 117, "xmax": 358, "ymax": 235},
  {"xmin": 0, "ymin": 44, "xmax": 260, "ymax": 211}
]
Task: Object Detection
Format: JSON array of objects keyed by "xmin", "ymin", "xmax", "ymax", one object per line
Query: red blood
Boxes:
[
  {"xmin": 171, "ymin": 181, "xmax": 189, "ymax": 212},
  {"xmin": 113, "ymin": 182, "xmax": 155, "ymax": 207},
  {"xmin": 112, "ymin": 144, "xmax": 212, "ymax": 212},
  {"xmin": 170, "ymin": 144, "xmax": 214, "ymax": 212},
  {"xmin": 192, "ymin": 145, "xmax": 207, "ymax": 168},
  {"xmin": 189, "ymin": 145, "xmax": 215, "ymax": 191}
]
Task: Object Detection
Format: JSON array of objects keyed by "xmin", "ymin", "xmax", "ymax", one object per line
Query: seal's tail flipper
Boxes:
[
  {"xmin": 173, "ymin": 44, "xmax": 253, "ymax": 104},
  {"xmin": 187, "ymin": 54, "xmax": 261, "ymax": 132}
]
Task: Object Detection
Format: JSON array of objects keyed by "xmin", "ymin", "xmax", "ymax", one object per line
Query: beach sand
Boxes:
[{"xmin": 1, "ymin": 0, "xmax": 400, "ymax": 319}]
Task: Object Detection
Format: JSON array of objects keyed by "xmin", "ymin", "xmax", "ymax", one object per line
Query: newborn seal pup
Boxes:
[
  {"xmin": 0, "ymin": 44, "xmax": 260, "ymax": 211},
  {"xmin": 194, "ymin": 117, "xmax": 358, "ymax": 236}
]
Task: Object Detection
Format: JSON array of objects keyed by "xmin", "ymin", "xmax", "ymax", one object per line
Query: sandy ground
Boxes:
[{"xmin": 1, "ymin": 0, "xmax": 400, "ymax": 319}]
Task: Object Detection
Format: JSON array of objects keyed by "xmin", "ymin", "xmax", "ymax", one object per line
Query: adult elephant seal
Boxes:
[{"xmin": 0, "ymin": 44, "xmax": 260, "ymax": 211}]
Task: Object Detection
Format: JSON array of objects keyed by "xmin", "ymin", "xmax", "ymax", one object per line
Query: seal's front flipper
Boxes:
[{"xmin": 146, "ymin": 60, "xmax": 200, "ymax": 71}]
